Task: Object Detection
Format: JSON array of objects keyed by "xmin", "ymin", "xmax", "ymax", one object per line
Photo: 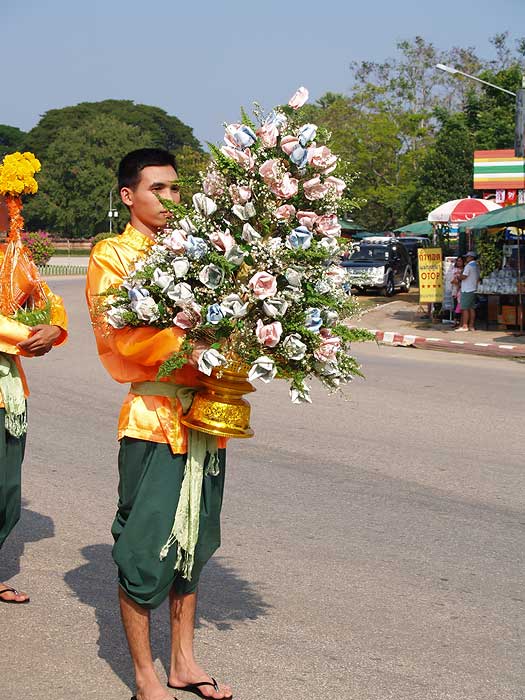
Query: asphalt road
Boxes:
[{"xmin": 1, "ymin": 277, "xmax": 524, "ymax": 700}]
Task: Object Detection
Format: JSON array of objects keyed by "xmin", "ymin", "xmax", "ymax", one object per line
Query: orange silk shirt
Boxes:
[
  {"xmin": 0, "ymin": 282, "xmax": 68, "ymax": 406},
  {"xmin": 85, "ymin": 223, "xmax": 223, "ymax": 454}
]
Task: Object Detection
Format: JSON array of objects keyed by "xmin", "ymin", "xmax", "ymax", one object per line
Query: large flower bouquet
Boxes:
[
  {"xmin": 0, "ymin": 152, "xmax": 50, "ymax": 324},
  {"xmin": 105, "ymin": 88, "xmax": 372, "ymax": 403}
]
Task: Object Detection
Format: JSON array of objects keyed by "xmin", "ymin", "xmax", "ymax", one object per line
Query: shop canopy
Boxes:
[
  {"xmin": 458, "ymin": 203, "xmax": 525, "ymax": 231},
  {"xmin": 394, "ymin": 220, "xmax": 433, "ymax": 236},
  {"xmin": 427, "ymin": 198, "xmax": 501, "ymax": 223},
  {"xmin": 338, "ymin": 218, "xmax": 366, "ymax": 232}
]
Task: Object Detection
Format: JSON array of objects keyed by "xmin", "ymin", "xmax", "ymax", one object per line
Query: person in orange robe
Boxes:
[
  {"xmin": 86, "ymin": 149, "xmax": 232, "ymax": 700},
  {"xmin": 0, "ymin": 274, "xmax": 68, "ymax": 604}
]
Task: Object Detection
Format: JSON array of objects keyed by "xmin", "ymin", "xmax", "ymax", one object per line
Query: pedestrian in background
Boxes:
[{"xmin": 456, "ymin": 251, "xmax": 480, "ymax": 331}]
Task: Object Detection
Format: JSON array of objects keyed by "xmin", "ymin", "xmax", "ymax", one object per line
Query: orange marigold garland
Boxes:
[{"xmin": 0, "ymin": 152, "xmax": 47, "ymax": 316}]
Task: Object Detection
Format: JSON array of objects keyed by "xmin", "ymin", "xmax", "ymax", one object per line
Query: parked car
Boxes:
[
  {"xmin": 341, "ymin": 237, "xmax": 412, "ymax": 296},
  {"xmin": 394, "ymin": 236, "xmax": 431, "ymax": 276}
]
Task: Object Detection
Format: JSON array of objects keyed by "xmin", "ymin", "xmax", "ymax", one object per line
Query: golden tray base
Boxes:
[{"xmin": 181, "ymin": 366, "xmax": 256, "ymax": 439}]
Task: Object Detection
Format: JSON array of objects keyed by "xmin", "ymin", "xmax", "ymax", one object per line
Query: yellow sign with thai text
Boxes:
[{"xmin": 418, "ymin": 248, "xmax": 443, "ymax": 303}]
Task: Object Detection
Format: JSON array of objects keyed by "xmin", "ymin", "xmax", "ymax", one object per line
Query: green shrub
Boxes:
[
  {"xmin": 21, "ymin": 230, "xmax": 56, "ymax": 266},
  {"xmin": 91, "ymin": 231, "xmax": 116, "ymax": 248}
]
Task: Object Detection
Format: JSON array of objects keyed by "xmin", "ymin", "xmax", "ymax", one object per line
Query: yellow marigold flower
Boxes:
[{"xmin": 0, "ymin": 151, "xmax": 41, "ymax": 196}]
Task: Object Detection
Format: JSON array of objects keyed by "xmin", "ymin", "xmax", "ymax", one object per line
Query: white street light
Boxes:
[
  {"xmin": 436, "ymin": 63, "xmax": 516, "ymax": 96},
  {"xmin": 436, "ymin": 63, "xmax": 524, "ymax": 156}
]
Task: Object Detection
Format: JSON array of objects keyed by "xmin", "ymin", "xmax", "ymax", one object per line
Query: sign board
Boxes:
[{"xmin": 418, "ymin": 248, "xmax": 443, "ymax": 303}]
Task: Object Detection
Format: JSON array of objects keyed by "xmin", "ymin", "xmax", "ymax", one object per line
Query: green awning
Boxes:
[
  {"xmin": 338, "ymin": 218, "xmax": 366, "ymax": 232},
  {"xmin": 394, "ymin": 220, "xmax": 433, "ymax": 236},
  {"xmin": 458, "ymin": 203, "xmax": 525, "ymax": 231}
]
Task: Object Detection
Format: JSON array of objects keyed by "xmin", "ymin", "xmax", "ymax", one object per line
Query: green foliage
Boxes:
[
  {"xmin": 477, "ymin": 230, "xmax": 505, "ymax": 277},
  {"xmin": 0, "ymin": 125, "xmax": 26, "ymax": 158},
  {"xmin": 23, "ymin": 115, "xmax": 148, "ymax": 237},
  {"xmin": 305, "ymin": 34, "xmax": 525, "ymax": 231},
  {"xmin": 13, "ymin": 301, "xmax": 51, "ymax": 326},
  {"xmin": 23, "ymin": 100, "xmax": 202, "ymax": 158},
  {"xmin": 21, "ymin": 230, "xmax": 56, "ymax": 266},
  {"xmin": 157, "ymin": 338, "xmax": 194, "ymax": 378},
  {"xmin": 19, "ymin": 100, "xmax": 205, "ymax": 238}
]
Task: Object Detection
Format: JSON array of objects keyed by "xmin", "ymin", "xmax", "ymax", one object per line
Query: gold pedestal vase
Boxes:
[{"xmin": 181, "ymin": 366, "xmax": 256, "ymax": 438}]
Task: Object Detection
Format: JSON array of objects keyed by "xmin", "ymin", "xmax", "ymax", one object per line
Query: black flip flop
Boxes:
[
  {"xmin": 0, "ymin": 586, "xmax": 30, "ymax": 604},
  {"xmin": 168, "ymin": 677, "xmax": 233, "ymax": 700}
]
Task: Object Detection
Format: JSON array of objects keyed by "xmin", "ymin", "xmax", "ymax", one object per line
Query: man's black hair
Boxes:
[{"xmin": 118, "ymin": 148, "xmax": 178, "ymax": 191}]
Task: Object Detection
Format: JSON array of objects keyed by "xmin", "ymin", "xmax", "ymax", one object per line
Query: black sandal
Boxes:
[
  {"xmin": 0, "ymin": 586, "xmax": 30, "ymax": 604},
  {"xmin": 168, "ymin": 677, "xmax": 233, "ymax": 700}
]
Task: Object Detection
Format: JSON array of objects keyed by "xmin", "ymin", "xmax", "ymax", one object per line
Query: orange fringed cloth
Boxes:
[{"xmin": 0, "ymin": 195, "xmax": 47, "ymax": 316}]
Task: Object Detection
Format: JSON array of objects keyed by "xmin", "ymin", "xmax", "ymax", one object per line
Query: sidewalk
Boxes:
[{"xmin": 354, "ymin": 299, "xmax": 525, "ymax": 358}]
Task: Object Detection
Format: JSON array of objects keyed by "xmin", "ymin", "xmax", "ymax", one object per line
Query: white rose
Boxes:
[
  {"xmin": 152, "ymin": 267, "xmax": 175, "ymax": 294},
  {"xmin": 198, "ymin": 348, "xmax": 227, "ymax": 376},
  {"xmin": 232, "ymin": 202, "xmax": 256, "ymax": 220},
  {"xmin": 220, "ymin": 293, "xmax": 249, "ymax": 318},
  {"xmin": 193, "ymin": 193, "xmax": 217, "ymax": 217},
  {"xmin": 167, "ymin": 282, "xmax": 194, "ymax": 303},
  {"xmin": 282, "ymin": 333, "xmax": 307, "ymax": 360},
  {"xmin": 131, "ymin": 296, "xmax": 160, "ymax": 323},
  {"xmin": 172, "ymin": 257, "xmax": 190, "ymax": 278},
  {"xmin": 290, "ymin": 385, "xmax": 312, "ymax": 404},
  {"xmin": 248, "ymin": 356, "xmax": 277, "ymax": 384},
  {"xmin": 106, "ymin": 306, "xmax": 127, "ymax": 329},
  {"xmin": 199, "ymin": 264, "xmax": 224, "ymax": 290},
  {"xmin": 262, "ymin": 297, "xmax": 289, "ymax": 318},
  {"xmin": 241, "ymin": 223, "xmax": 261, "ymax": 243},
  {"xmin": 284, "ymin": 267, "xmax": 303, "ymax": 288}
]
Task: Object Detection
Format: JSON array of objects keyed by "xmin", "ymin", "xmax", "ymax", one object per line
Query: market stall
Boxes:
[{"xmin": 459, "ymin": 203, "xmax": 525, "ymax": 332}]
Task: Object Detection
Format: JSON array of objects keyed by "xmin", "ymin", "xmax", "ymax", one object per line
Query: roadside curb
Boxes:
[{"xmin": 371, "ymin": 329, "xmax": 525, "ymax": 358}]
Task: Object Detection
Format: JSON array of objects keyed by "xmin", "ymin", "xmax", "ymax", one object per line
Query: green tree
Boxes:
[
  {"xmin": 0, "ymin": 125, "xmax": 26, "ymax": 158},
  {"xmin": 24, "ymin": 116, "xmax": 151, "ymax": 237},
  {"xmin": 406, "ymin": 110, "xmax": 476, "ymax": 220},
  {"xmin": 23, "ymin": 100, "xmax": 202, "ymax": 159}
]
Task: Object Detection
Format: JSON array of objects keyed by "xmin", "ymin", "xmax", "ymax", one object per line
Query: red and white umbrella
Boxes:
[{"xmin": 427, "ymin": 198, "xmax": 502, "ymax": 223}]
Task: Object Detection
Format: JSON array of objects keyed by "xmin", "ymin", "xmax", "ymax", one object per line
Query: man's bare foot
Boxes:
[
  {"xmin": 134, "ymin": 681, "xmax": 174, "ymax": 700},
  {"xmin": 168, "ymin": 662, "xmax": 232, "ymax": 699},
  {"xmin": 0, "ymin": 583, "xmax": 30, "ymax": 604}
]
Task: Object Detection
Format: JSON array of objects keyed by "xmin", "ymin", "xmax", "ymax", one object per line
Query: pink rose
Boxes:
[
  {"xmin": 269, "ymin": 172, "xmax": 299, "ymax": 200},
  {"xmin": 307, "ymin": 146, "xmax": 337, "ymax": 174},
  {"xmin": 259, "ymin": 158, "xmax": 281, "ymax": 184},
  {"xmin": 316, "ymin": 214, "xmax": 341, "ymax": 237},
  {"xmin": 274, "ymin": 204, "xmax": 296, "ymax": 221},
  {"xmin": 257, "ymin": 123, "xmax": 278, "ymax": 148},
  {"xmin": 256, "ymin": 319, "xmax": 283, "ymax": 348},
  {"xmin": 202, "ymin": 169, "xmax": 225, "ymax": 197},
  {"xmin": 220, "ymin": 145, "xmax": 255, "ymax": 171},
  {"xmin": 208, "ymin": 230, "xmax": 235, "ymax": 252},
  {"xmin": 281, "ymin": 135, "xmax": 300, "ymax": 157},
  {"xmin": 288, "ymin": 86, "xmax": 309, "ymax": 110},
  {"xmin": 164, "ymin": 229, "xmax": 187, "ymax": 253},
  {"xmin": 174, "ymin": 304, "xmax": 202, "ymax": 330},
  {"xmin": 248, "ymin": 271, "xmax": 278, "ymax": 299},
  {"xmin": 325, "ymin": 176, "xmax": 346, "ymax": 196},
  {"xmin": 303, "ymin": 175, "xmax": 330, "ymax": 201},
  {"xmin": 297, "ymin": 210, "xmax": 318, "ymax": 230},
  {"xmin": 314, "ymin": 329, "xmax": 341, "ymax": 361},
  {"xmin": 229, "ymin": 184, "xmax": 252, "ymax": 204}
]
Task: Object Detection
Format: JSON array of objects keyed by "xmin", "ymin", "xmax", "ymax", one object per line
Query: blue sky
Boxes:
[{"xmin": 3, "ymin": 0, "xmax": 525, "ymax": 147}]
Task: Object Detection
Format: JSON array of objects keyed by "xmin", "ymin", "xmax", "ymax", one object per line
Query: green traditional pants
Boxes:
[
  {"xmin": 112, "ymin": 437, "xmax": 226, "ymax": 609},
  {"xmin": 0, "ymin": 408, "xmax": 26, "ymax": 550}
]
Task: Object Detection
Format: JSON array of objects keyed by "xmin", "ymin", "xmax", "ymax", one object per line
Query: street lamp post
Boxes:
[
  {"xmin": 108, "ymin": 187, "xmax": 119, "ymax": 233},
  {"xmin": 435, "ymin": 63, "xmax": 525, "ymax": 157}
]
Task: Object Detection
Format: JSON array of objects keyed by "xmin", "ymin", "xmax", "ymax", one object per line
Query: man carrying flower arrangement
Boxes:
[
  {"xmin": 0, "ymin": 152, "xmax": 68, "ymax": 605},
  {"xmin": 86, "ymin": 148, "xmax": 232, "ymax": 700}
]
